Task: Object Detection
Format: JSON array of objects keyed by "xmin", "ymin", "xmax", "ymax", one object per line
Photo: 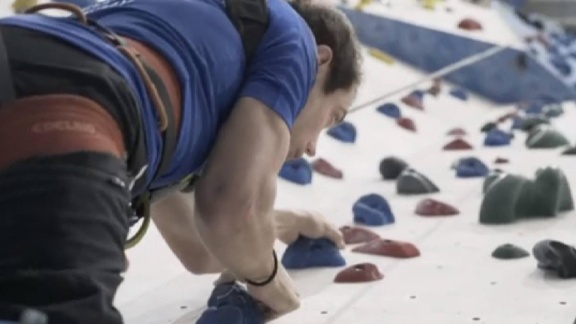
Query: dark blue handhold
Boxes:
[
  {"xmin": 53, "ymin": 0, "xmax": 97, "ymax": 7},
  {"xmin": 549, "ymin": 56, "xmax": 572, "ymax": 76},
  {"xmin": 454, "ymin": 157, "xmax": 489, "ymax": 178},
  {"xmin": 352, "ymin": 193, "xmax": 395, "ymax": 226},
  {"xmin": 198, "ymin": 283, "xmax": 262, "ymax": 324},
  {"xmin": 449, "ymin": 88, "xmax": 468, "ymax": 101},
  {"xmin": 484, "ymin": 128, "xmax": 512, "ymax": 146},
  {"xmin": 279, "ymin": 158, "xmax": 312, "ymax": 185},
  {"xmin": 327, "ymin": 121, "xmax": 356, "ymax": 143},
  {"xmin": 511, "ymin": 115, "xmax": 524, "ymax": 130},
  {"xmin": 281, "ymin": 236, "xmax": 346, "ymax": 269},
  {"xmin": 410, "ymin": 90, "xmax": 426, "ymax": 100},
  {"xmin": 376, "ymin": 103, "xmax": 401, "ymax": 119},
  {"xmin": 524, "ymin": 100, "xmax": 545, "ymax": 115}
]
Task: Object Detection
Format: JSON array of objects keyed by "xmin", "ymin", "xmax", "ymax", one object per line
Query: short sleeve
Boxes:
[{"xmin": 239, "ymin": 22, "xmax": 317, "ymax": 129}]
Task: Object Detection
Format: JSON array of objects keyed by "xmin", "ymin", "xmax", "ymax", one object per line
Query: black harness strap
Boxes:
[
  {"xmin": 225, "ymin": 0, "xmax": 269, "ymax": 64},
  {"xmin": 0, "ymin": 29, "xmax": 16, "ymax": 107}
]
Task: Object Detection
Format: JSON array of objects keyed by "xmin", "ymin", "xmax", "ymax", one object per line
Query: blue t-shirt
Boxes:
[{"xmin": 0, "ymin": 0, "xmax": 317, "ymax": 193}]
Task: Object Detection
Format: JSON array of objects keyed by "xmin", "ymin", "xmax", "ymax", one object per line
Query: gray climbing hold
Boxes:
[
  {"xmin": 525, "ymin": 125, "xmax": 570, "ymax": 148},
  {"xmin": 520, "ymin": 116, "xmax": 549, "ymax": 132},
  {"xmin": 492, "ymin": 243, "xmax": 530, "ymax": 259},
  {"xmin": 397, "ymin": 169, "xmax": 440, "ymax": 195}
]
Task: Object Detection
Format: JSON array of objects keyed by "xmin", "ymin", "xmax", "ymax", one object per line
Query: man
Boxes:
[{"xmin": 0, "ymin": 0, "xmax": 361, "ymax": 323}]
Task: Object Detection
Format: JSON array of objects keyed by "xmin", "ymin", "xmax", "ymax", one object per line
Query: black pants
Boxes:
[{"xmin": 0, "ymin": 25, "xmax": 141, "ymax": 323}]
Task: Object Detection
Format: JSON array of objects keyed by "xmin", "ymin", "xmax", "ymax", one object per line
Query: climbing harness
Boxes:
[{"xmin": 10, "ymin": 0, "xmax": 269, "ymax": 249}]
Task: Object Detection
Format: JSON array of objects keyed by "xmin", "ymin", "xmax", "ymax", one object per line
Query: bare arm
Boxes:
[{"xmin": 193, "ymin": 97, "xmax": 289, "ymax": 282}]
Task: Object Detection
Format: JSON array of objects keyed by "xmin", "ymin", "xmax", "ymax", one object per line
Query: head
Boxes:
[{"xmin": 287, "ymin": 0, "xmax": 362, "ymax": 160}]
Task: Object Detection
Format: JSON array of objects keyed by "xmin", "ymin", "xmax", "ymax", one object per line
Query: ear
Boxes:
[{"xmin": 317, "ymin": 44, "xmax": 333, "ymax": 69}]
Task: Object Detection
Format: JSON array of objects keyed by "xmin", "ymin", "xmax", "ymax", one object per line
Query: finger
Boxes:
[
  {"xmin": 324, "ymin": 225, "xmax": 346, "ymax": 249},
  {"xmin": 214, "ymin": 270, "xmax": 237, "ymax": 285}
]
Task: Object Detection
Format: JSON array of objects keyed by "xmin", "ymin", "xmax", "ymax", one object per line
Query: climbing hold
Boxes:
[
  {"xmin": 449, "ymin": 88, "xmax": 468, "ymax": 101},
  {"xmin": 352, "ymin": 194, "xmax": 395, "ymax": 226},
  {"xmin": 379, "ymin": 156, "xmax": 408, "ymax": 180},
  {"xmin": 519, "ymin": 116, "xmax": 549, "ymax": 132},
  {"xmin": 480, "ymin": 122, "xmax": 498, "ymax": 133},
  {"xmin": 281, "ymin": 236, "xmax": 346, "ymax": 269},
  {"xmin": 484, "ymin": 128, "xmax": 512, "ymax": 147},
  {"xmin": 447, "ymin": 127, "xmax": 467, "ymax": 136},
  {"xmin": 312, "ymin": 158, "xmax": 343, "ymax": 179},
  {"xmin": 352, "ymin": 238, "xmax": 420, "ymax": 258},
  {"xmin": 401, "ymin": 94, "xmax": 424, "ymax": 110},
  {"xmin": 368, "ymin": 47, "xmax": 395, "ymax": 65},
  {"xmin": 396, "ymin": 117, "xmax": 416, "ymax": 132},
  {"xmin": 483, "ymin": 169, "xmax": 506, "ymax": 194},
  {"xmin": 562, "ymin": 146, "xmax": 576, "ymax": 155},
  {"xmin": 428, "ymin": 78, "xmax": 442, "ymax": 96},
  {"xmin": 492, "ymin": 243, "xmax": 530, "ymax": 260},
  {"xmin": 327, "ymin": 121, "xmax": 356, "ymax": 143},
  {"xmin": 334, "ymin": 263, "xmax": 384, "ymax": 283},
  {"xmin": 494, "ymin": 157, "xmax": 509, "ymax": 164},
  {"xmin": 376, "ymin": 102, "xmax": 401, "ymax": 119},
  {"xmin": 543, "ymin": 102, "xmax": 564, "ymax": 118},
  {"xmin": 511, "ymin": 115, "xmax": 524, "ymax": 130},
  {"xmin": 340, "ymin": 226, "xmax": 380, "ymax": 244},
  {"xmin": 525, "ymin": 125, "xmax": 570, "ymax": 148},
  {"xmin": 458, "ymin": 18, "xmax": 482, "ymax": 31},
  {"xmin": 11, "ymin": 0, "xmax": 37, "ymax": 13},
  {"xmin": 454, "ymin": 157, "xmax": 489, "ymax": 178},
  {"xmin": 496, "ymin": 112, "xmax": 517, "ymax": 123},
  {"xmin": 523, "ymin": 100, "xmax": 546, "ymax": 115},
  {"xmin": 533, "ymin": 240, "xmax": 576, "ymax": 279},
  {"xmin": 480, "ymin": 167, "xmax": 574, "ymax": 224},
  {"xmin": 397, "ymin": 169, "xmax": 440, "ymax": 195},
  {"xmin": 443, "ymin": 138, "xmax": 473, "ymax": 150},
  {"xmin": 198, "ymin": 283, "xmax": 262, "ymax": 324},
  {"xmin": 279, "ymin": 158, "xmax": 312, "ymax": 185},
  {"xmin": 415, "ymin": 198, "xmax": 459, "ymax": 216}
]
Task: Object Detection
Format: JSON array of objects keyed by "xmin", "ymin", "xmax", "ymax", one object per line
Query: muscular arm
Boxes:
[{"xmin": 193, "ymin": 97, "xmax": 289, "ymax": 281}]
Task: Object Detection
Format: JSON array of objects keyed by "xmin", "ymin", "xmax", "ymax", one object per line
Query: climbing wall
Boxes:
[
  {"xmin": 116, "ymin": 45, "xmax": 576, "ymax": 323},
  {"xmin": 2, "ymin": 2, "xmax": 576, "ymax": 324},
  {"xmin": 341, "ymin": 0, "xmax": 576, "ymax": 103}
]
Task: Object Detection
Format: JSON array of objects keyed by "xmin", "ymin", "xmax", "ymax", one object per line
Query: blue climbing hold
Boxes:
[
  {"xmin": 352, "ymin": 193, "xmax": 395, "ymax": 226},
  {"xmin": 198, "ymin": 283, "xmax": 262, "ymax": 324},
  {"xmin": 279, "ymin": 158, "xmax": 312, "ymax": 185},
  {"xmin": 327, "ymin": 121, "xmax": 356, "ymax": 143},
  {"xmin": 376, "ymin": 103, "xmax": 401, "ymax": 119},
  {"xmin": 484, "ymin": 128, "xmax": 512, "ymax": 146},
  {"xmin": 281, "ymin": 236, "xmax": 346, "ymax": 269},
  {"xmin": 524, "ymin": 100, "xmax": 545, "ymax": 115},
  {"xmin": 454, "ymin": 157, "xmax": 489, "ymax": 178},
  {"xmin": 410, "ymin": 89, "xmax": 426, "ymax": 100},
  {"xmin": 449, "ymin": 88, "xmax": 468, "ymax": 101},
  {"xmin": 511, "ymin": 115, "xmax": 524, "ymax": 130}
]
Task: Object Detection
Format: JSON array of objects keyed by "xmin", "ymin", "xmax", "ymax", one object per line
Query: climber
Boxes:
[{"xmin": 0, "ymin": 0, "xmax": 361, "ymax": 323}]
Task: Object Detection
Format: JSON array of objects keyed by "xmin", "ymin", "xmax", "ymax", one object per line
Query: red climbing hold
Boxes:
[
  {"xmin": 497, "ymin": 112, "xmax": 517, "ymax": 123},
  {"xmin": 443, "ymin": 138, "xmax": 473, "ymax": 150},
  {"xmin": 340, "ymin": 226, "xmax": 380, "ymax": 245},
  {"xmin": 312, "ymin": 158, "xmax": 343, "ymax": 179},
  {"xmin": 415, "ymin": 198, "xmax": 459, "ymax": 216},
  {"xmin": 494, "ymin": 157, "xmax": 509, "ymax": 164},
  {"xmin": 352, "ymin": 238, "xmax": 420, "ymax": 258},
  {"xmin": 447, "ymin": 127, "xmax": 467, "ymax": 136},
  {"xmin": 334, "ymin": 263, "xmax": 384, "ymax": 283},
  {"xmin": 458, "ymin": 18, "xmax": 482, "ymax": 31},
  {"xmin": 401, "ymin": 95, "xmax": 424, "ymax": 110},
  {"xmin": 396, "ymin": 117, "xmax": 416, "ymax": 132}
]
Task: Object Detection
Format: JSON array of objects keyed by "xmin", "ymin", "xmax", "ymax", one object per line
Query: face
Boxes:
[{"xmin": 287, "ymin": 45, "xmax": 358, "ymax": 161}]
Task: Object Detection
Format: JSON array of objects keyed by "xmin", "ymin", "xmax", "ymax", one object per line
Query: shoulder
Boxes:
[{"xmin": 239, "ymin": 0, "xmax": 317, "ymax": 129}]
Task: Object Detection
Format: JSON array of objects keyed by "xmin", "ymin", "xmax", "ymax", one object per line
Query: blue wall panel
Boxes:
[{"xmin": 341, "ymin": 8, "xmax": 576, "ymax": 103}]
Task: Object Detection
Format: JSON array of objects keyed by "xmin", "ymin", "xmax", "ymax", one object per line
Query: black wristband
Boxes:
[{"xmin": 245, "ymin": 250, "xmax": 278, "ymax": 287}]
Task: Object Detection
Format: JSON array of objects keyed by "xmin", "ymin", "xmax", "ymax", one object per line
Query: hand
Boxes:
[
  {"xmin": 247, "ymin": 264, "xmax": 300, "ymax": 322},
  {"xmin": 275, "ymin": 210, "xmax": 345, "ymax": 249},
  {"xmin": 215, "ymin": 264, "xmax": 300, "ymax": 322}
]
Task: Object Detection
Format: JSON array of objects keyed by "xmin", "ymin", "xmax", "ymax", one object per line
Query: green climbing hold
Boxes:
[
  {"xmin": 491, "ymin": 243, "xmax": 530, "ymax": 259},
  {"xmin": 483, "ymin": 169, "xmax": 506, "ymax": 194},
  {"xmin": 480, "ymin": 167, "xmax": 574, "ymax": 224},
  {"xmin": 520, "ymin": 116, "xmax": 549, "ymax": 132},
  {"xmin": 525, "ymin": 125, "xmax": 570, "ymax": 148}
]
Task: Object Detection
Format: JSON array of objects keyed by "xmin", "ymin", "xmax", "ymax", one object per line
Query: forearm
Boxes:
[{"xmin": 194, "ymin": 180, "xmax": 277, "ymax": 281}]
